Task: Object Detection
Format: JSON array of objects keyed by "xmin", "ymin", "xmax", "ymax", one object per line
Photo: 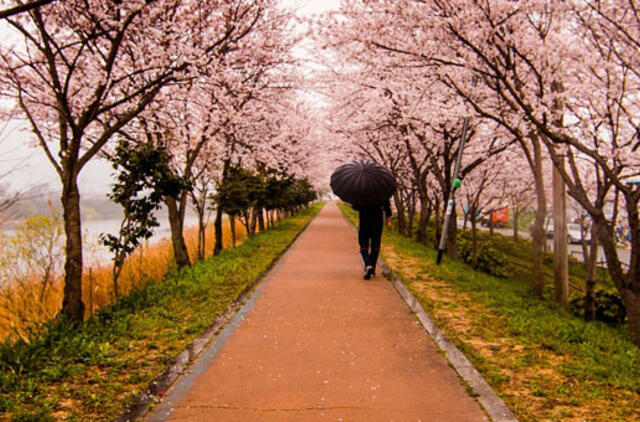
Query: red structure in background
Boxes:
[{"xmin": 491, "ymin": 208, "xmax": 509, "ymax": 224}]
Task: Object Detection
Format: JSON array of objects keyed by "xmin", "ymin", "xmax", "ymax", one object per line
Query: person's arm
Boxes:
[
  {"xmin": 384, "ymin": 200, "xmax": 392, "ymax": 229},
  {"xmin": 383, "ymin": 200, "xmax": 392, "ymax": 218}
]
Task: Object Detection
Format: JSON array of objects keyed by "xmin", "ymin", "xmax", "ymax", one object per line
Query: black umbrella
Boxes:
[{"xmin": 330, "ymin": 160, "xmax": 397, "ymax": 206}]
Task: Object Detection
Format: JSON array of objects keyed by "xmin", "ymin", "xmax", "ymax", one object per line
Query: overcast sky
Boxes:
[{"xmin": 0, "ymin": 0, "xmax": 341, "ymax": 197}]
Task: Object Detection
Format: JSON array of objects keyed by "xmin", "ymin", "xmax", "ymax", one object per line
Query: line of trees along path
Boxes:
[
  {"xmin": 0, "ymin": 0, "xmax": 324, "ymax": 324},
  {"xmin": 311, "ymin": 0, "xmax": 640, "ymax": 345},
  {"xmin": 2, "ymin": 0, "xmax": 640, "ymax": 347}
]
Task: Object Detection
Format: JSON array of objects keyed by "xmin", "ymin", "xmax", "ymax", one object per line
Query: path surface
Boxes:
[{"xmin": 148, "ymin": 203, "xmax": 488, "ymax": 421}]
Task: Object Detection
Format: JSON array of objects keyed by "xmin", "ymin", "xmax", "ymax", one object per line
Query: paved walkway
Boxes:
[{"xmin": 148, "ymin": 203, "xmax": 488, "ymax": 421}]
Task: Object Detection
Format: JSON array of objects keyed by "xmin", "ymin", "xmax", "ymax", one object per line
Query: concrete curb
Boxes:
[
  {"xmin": 377, "ymin": 260, "xmax": 518, "ymax": 422},
  {"xmin": 115, "ymin": 205, "xmax": 323, "ymax": 422},
  {"xmin": 341, "ymin": 207, "xmax": 518, "ymax": 422}
]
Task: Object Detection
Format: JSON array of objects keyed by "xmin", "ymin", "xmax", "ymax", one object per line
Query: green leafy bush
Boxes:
[
  {"xmin": 458, "ymin": 237, "xmax": 513, "ymax": 278},
  {"xmin": 569, "ymin": 290, "xmax": 627, "ymax": 326}
]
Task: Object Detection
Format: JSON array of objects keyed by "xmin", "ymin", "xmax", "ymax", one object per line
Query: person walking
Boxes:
[{"xmin": 353, "ymin": 200, "xmax": 392, "ymax": 280}]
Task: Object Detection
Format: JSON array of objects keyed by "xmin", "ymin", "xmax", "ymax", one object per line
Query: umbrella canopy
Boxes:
[{"xmin": 330, "ymin": 160, "xmax": 397, "ymax": 206}]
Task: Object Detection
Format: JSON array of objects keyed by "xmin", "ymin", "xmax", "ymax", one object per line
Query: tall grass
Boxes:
[{"xmin": 0, "ymin": 219, "xmax": 246, "ymax": 342}]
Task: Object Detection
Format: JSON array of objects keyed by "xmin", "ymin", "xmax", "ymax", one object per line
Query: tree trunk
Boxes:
[
  {"xmin": 553, "ymin": 163, "xmax": 569, "ymax": 306},
  {"xmin": 248, "ymin": 210, "xmax": 256, "ymax": 235},
  {"xmin": 471, "ymin": 214, "xmax": 478, "ymax": 269},
  {"xmin": 446, "ymin": 204, "xmax": 458, "ymax": 259},
  {"xmin": 60, "ymin": 178, "xmax": 85, "ymax": 322},
  {"xmin": 513, "ymin": 207, "xmax": 520, "ymax": 241},
  {"xmin": 166, "ymin": 197, "xmax": 191, "ymax": 269},
  {"xmin": 529, "ymin": 133, "xmax": 547, "ymax": 299},
  {"xmin": 393, "ymin": 192, "xmax": 406, "ymax": 236},
  {"xmin": 416, "ymin": 199, "xmax": 429, "ymax": 243},
  {"xmin": 213, "ymin": 206, "xmax": 223, "ymax": 256},
  {"xmin": 407, "ymin": 195, "xmax": 417, "ymax": 238},
  {"xmin": 433, "ymin": 198, "xmax": 442, "ymax": 249},
  {"xmin": 415, "ymin": 179, "xmax": 429, "ymax": 242},
  {"xmin": 626, "ymin": 290, "xmax": 640, "ymax": 346},
  {"xmin": 593, "ymin": 212, "xmax": 640, "ymax": 344},
  {"xmin": 196, "ymin": 216, "xmax": 206, "ymax": 261},
  {"xmin": 257, "ymin": 207, "xmax": 265, "ymax": 232},
  {"xmin": 583, "ymin": 223, "xmax": 598, "ymax": 321},
  {"xmin": 112, "ymin": 252, "xmax": 125, "ymax": 299},
  {"xmin": 230, "ymin": 214, "xmax": 236, "ymax": 247},
  {"xmin": 489, "ymin": 217, "xmax": 494, "ymax": 237},
  {"xmin": 191, "ymin": 189, "xmax": 208, "ymax": 262},
  {"xmin": 618, "ymin": 197, "xmax": 639, "ymax": 344}
]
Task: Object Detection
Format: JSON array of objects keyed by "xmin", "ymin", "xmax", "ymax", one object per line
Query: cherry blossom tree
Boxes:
[
  {"xmin": 0, "ymin": 0, "xmax": 182, "ymax": 321},
  {"xmin": 314, "ymin": 3, "xmax": 514, "ymax": 259},
  {"xmin": 458, "ymin": 153, "xmax": 512, "ymax": 268},
  {"xmin": 497, "ymin": 156, "xmax": 536, "ymax": 241},
  {"xmin": 188, "ymin": 151, "xmax": 217, "ymax": 261},
  {"xmin": 0, "ymin": 0, "xmax": 285, "ymax": 322},
  {"xmin": 328, "ymin": 0, "xmax": 640, "ymax": 343},
  {"xmin": 425, "ymin": 0, "xmax": 640, "ymax": 342},
  {"xmin": 0, "ymin": 0, "xmax": 57, "ymax": 20}
]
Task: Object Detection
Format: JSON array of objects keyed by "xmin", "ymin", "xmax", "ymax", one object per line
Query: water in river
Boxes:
[{"xmin": 1, "ymin": 214, "xmax": 201, "ymax": 264}]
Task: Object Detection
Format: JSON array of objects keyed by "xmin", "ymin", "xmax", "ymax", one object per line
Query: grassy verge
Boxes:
[
  {"xmin": 0, "ymin": 203, "xmax": 323, "ymax": 421},
  {"xmin": 467, "ymin": 228, "xmax": 616, "ymax": 298},
  {"xmin": 339, "ymin": 203, "xmax": 640, "ymax": 422}
]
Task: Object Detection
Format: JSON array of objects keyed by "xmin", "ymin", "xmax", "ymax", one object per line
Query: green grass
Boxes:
[
  {"xmin": 468, "ymin": 228, "xmax": 616, "ymax": 297},
  {"xmin": 508, "ymin": 209, "xmax": 535, "ymax": 231},
  {"xmin": 339, "ymin": 203, "xmax": 640, "ymax": 421},
  {"xmin": 0, "ymin": 203, "xmax": 323, "ymax": 421}
]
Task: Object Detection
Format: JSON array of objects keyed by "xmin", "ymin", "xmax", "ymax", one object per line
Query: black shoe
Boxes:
[{"xmin": 364, "ymin": 266, "xmax": 374, "ymax": 280}]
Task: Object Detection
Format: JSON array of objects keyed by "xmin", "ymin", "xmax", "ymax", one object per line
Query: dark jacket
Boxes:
[{"xmin": 352, "ymin": 200, "xmax": 392, "ymax": 232}]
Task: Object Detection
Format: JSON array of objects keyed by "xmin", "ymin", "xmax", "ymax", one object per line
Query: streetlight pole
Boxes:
[{"xmin": 436, "ymin": 116, "xmax": 470, "ymax": 265}]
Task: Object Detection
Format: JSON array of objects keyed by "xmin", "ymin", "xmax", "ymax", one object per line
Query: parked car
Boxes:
[
  {"xmin": 530, "ymin": 218, "xmax": 591, "ymax": 243},
  {"xmin": 529, "ymin": 218, "xmax": 554, "ymax": 238},
  {"xmin": 568, "ymin": 223, "xmax": 591, "ymax": 244}
]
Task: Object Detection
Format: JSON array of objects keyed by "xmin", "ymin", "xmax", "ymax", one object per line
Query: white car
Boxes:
[{"xmin": 568, "ymin": 223, "xmax": 591, "ymax": 244}]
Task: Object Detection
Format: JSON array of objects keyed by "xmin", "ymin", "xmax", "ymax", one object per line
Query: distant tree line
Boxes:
[
  {"xmin": 100, "ymin": 140, "xmax": 317, "ymax": 298},
  {"xmin": 215, "ymin": 165, "xmax": 317, "ymax": 244}
]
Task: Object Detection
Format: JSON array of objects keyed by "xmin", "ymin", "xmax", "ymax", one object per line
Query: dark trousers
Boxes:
[{"xmin": 358, "ymin": 223, "xmax": 382, "ymax": 271}]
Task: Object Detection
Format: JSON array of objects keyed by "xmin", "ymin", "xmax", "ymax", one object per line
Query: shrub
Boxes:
[
  {"xmin": 569, "ymin": 290, "xmax": 627, "ymax": 326},
  {"xmin": 458, "ymin": 237, "xmax": 513, "ymax": 278}
]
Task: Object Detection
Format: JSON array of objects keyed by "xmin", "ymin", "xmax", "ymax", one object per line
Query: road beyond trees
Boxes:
[{"xmin": 147, "ymin": 203, "xmax": 488, "ymax": 421}]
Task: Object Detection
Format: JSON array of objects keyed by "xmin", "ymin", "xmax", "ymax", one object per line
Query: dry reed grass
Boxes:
[{"xmin": 0, "ymin": 220, "xmax": 246, "ymax": 342}]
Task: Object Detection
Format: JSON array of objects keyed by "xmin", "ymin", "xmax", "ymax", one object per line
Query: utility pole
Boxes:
[
  {"xmin": 437, "ymin": 76, "xmax": 477, "ymax": 265},
  {"xmin": 553, "ymin": 156, "xmax": 569, "ymax": 305},
  {"xmin": 437, "ymin": 117, "xmax": 469, "ymax": 265}
]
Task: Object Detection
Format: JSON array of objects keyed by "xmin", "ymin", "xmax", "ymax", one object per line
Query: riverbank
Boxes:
[{"xmin": 0, "ymin": 213, "xmax": 233, "ymax": 343}]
